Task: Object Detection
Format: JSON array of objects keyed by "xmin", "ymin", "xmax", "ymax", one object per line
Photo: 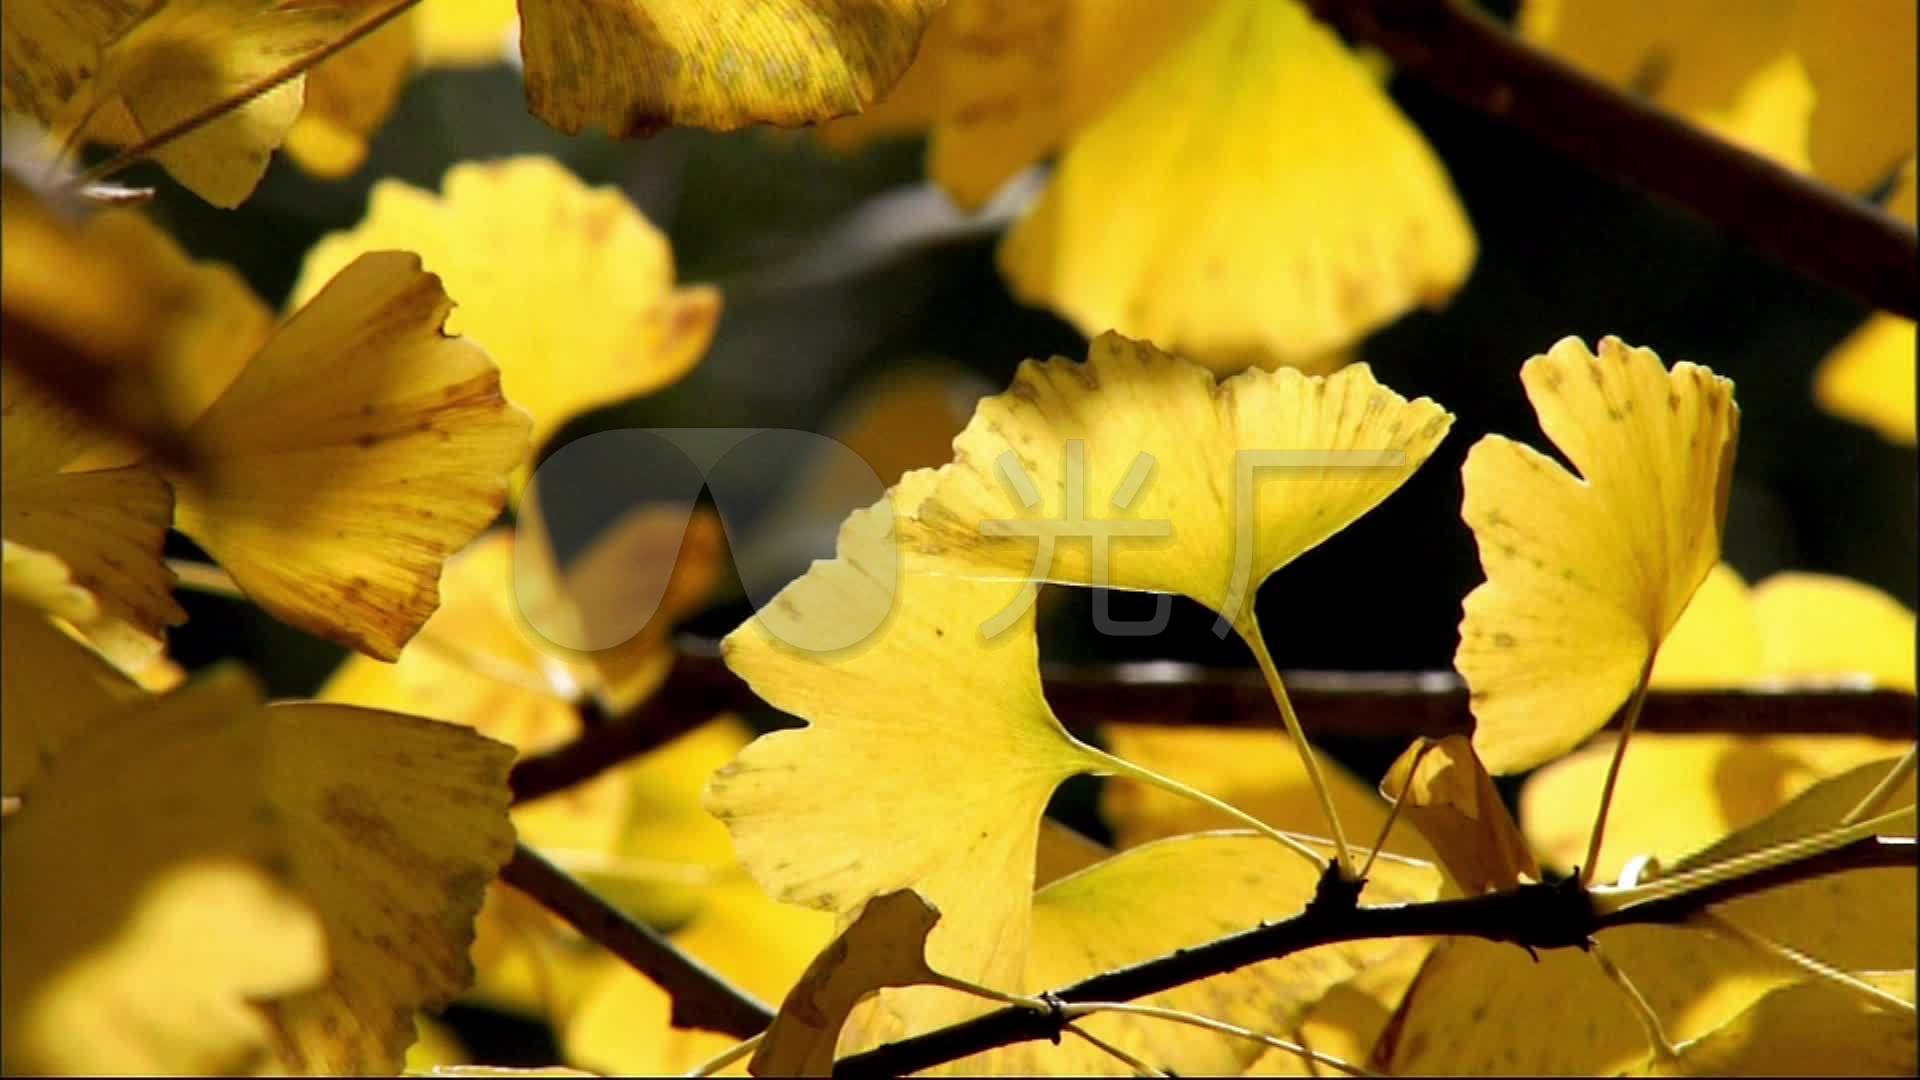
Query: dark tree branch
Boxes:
[
  {"xmin": 497, "ymin": 843, "xmax": 773, "ymax": 1038},
  {"xmin": 509, "ymin": 641, "xmax": 1918, "ymax": 804},
  {"xmin": 833, "ymin": 836, "xmax": 1916, "ymax": 1077},
  {"xmin": 1304, "ymin": 0, "xmax": 1919, "ymax": 318}
]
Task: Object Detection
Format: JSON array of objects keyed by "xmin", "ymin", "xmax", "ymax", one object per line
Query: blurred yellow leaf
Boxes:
[
  {"xmin": 416, "ymin": 0, "xmax": 519, "ymax": 66},
  {"xmin": 819, "ymin": 0, "xmax": 1205, "ymax": 210},
  {"xmin": 756, "ymin": 889, "xmax": 948, "ymax": 1077},
  {"xmin": 285, "ymin": 9, "xmax": 417, "ymax": 178},
  {"xmin": 1383, "ymin": 758, "xmax": 1916, "ymax": 1074},
  {"xmin": 958, "ymin": 833, "xmax": 1441, "ymax": 1076},
  {"xmin": 1751, "ymin": 573, "xmax": 1918, "ymax": 690},
  {"xmin": 169, "ymin": 251, "xmax": 531, "ymax": 659},
  {"xmin": 1816, "ymin": 314, "xmax": 1918, "ymax": 446},
  {"xmin": 1, "ymin": 665, "xmax": 520, "ymax": 1074},
  {"xmin": 1, "ymin": 673, "xmax": 328, "ymax": 1075},
  {"xmin": 0, "ymin": 542, "xmax": 144, "ymax": 799},
  {"xmin": 1101, "ymin": 723, "xmax": 1436, "ymax": 864},
  {"xmin": 1646, "ymin": 971, "xmax": 1916, "ymax": 1076},
  {"xmin": 1793, "ymin": 0, "xmax": 1917, "ymax": 192},
  {"xmin": 1381, "ymin": 735, "xmax": 1537, "ymax": 896},
  {"xmin": 517, "ymin": 0, "xmax": 943, "ymax": 136},
  {"xmin": 1524, "ymin": 733, "xmax": 1911, "ymax": 882},
  {"xmin": 998, "ymin": 0, "xmax": 1475, "ymax": 367},
  {"xmin": 293, "ymin": 157, "xmax": 718, "ymax": 455},
  {"xmin": 1, "ymin": 1, "xmax": 409, "ymax": 207},
  {"xmin": 1459, "ymin": 336, "xmax": 1739, "ymax": 774},
  {"xmin": 1518, "ymin": 0, "xmax": 1808, "ymax": 172},
  {"xmin": 0, "ymin": 363, "xmax": 182, "ymax": 655}
]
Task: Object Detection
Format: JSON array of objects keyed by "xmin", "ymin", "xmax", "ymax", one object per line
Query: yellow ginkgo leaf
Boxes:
[
  {"xmin": 1647, "ymin": 562, "xmax": 1765, "ymax": 688},
  {"xmin": 960, "ymin": 833, "xmax": 1442, "ymax": 1077},
  {"xmin": 902, "ymin": 332, "xmax": 1448, "ymax": 865},
  {"xmin": 707, "ymin": 475, "xmax": 1107, "ymax": 1037},
  {"xmin": 1101, "ymin": 723, "xmax": 1435, "ymax": 864},
  {"xmin": 1517, "ymin": 0, "xmax": 1807, "ymax": 171},
  {"xmin": 516, "ymin": 0, "xmax": 943, "ymax": 136},
  {"xmin": 1690, "ymin": 51, "xmax": 1814, "ymax": 172},
  {"xmin": 284, "ymin": 9, "xmax": 417, "ymax": 178},
  {"xmin": 247, "ymin": 701, "xmax": 517, "ymax": 1074},
  {"xmin": 1383, "ymin": 758, "xmax": 1915, "ymax": 1075},
  {"xmin": 1458, "ymin": 336, "xmax": 1739, "ymax": 775},
  {"xmin": 756, "ymin": 889, "xmax": 950, "ymax": 1077},
  {"xmin": 904, "ymin": 332, "xmax": 1451, "ymax": 639},
  {"xmin": 2, "ymin": 1, "xmax": 406, "ymax": 207},
  {"xmin": 516, "ymin": 501, "xmax": 728, "ymax": 713},
  {"xmin": 169, "ymin": 250, "xmax": 531, "ymax": 660},
  {"xmin": 0, "ymin": 542, "xmax": 144, "ymax": 799},
  {"xmin": 6, "ymin": 666, "xmax": 521, "ymax": 1073},
  {"xmin": 1750, "ymin": 573, "xmax": 1917, "ymax": 689},
  {"xmin": 998, "ymin": 0, "xmax": 1476, "ymax": 366},
  {"xmin": 416, "ymin": 0, "xmax": 518, "ymax": 66},
  {"xmin": 1380, "ymin": 735, "xmax": 1538, "ymax": 896},
  {"xmin": 1794, "ymin": 0, "xmax": 1917, "ymax": 193},
  {"xmin": 1816, "ymin": 314, "xmax": 1918, "ymax": 445},
  {"xmin": 0, "ymin": 363, "xmax": 182, "ymax": 654},
  {"xmin": 1522, "ymin": 733, "xmax": 1911, "ymax": 882},
  {"xmin": 292, "ymin": 157, "xmax": 718, "ymax": 454},
  {"xmin": 565, "ymin": 878, "xmax": 834, "ymax": 1076},
  {"xmin": 1649, "ymin": 971, "xmax": 1916, "ymax": 1076},
  {"xmin": 0, "ymin": 669, "xmax": 330, "ymax": 1076}
]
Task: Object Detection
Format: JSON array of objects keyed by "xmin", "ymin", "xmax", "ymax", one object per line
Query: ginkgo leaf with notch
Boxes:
[
  {"xmin": 902, "ymin": 331, "xmax": 1451, "ymax": 870},
  {"xmin": 292, "ymin": 156, "xmax": 718, "ymax": 458},
  {"xmin": 516, "ymin": 0, "xmax": 943, "ymax": 136},
  {"xmin": 1458, "ymin": 335, "xmax": 1738, "ymax": 776},
  {"xmin": 997, "ymin": 0, "xmax": 1476, "ymax": 368},
  {"xmin": 168, "ymin": 249, "xmax": 531, "ymax": 660},
  {"xmin": 707, "ymin": 474, "xmax": 1110, "ymax": 1034}
]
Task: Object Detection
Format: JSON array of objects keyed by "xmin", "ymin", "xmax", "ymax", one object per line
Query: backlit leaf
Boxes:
[
  {"xmin": 293, "ymin": 156, "xmax": 718, "ymax": 455},
  {"xmin": 1459, "ymin": 336, "xmax": 1738, "ymax": 774},
  {"xmin": 169, "ymin": 251, "xmax": 531, "ymax": 659},
  {"xmin": 998, "ymin": 0, "xmax": 1475, "ymax": 366}
]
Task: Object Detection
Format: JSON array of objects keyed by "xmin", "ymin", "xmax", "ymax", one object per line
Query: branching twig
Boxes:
[
  {"xmin": 1302, "ymin": 0, "xmax": 1919, "ymax": 318},
  {"xmin": 508, "ymin": 642, "xmax": 1919, "ymax": 805},
  {"xmin": 497, "ymin": 843, "xmax": 772, "ymax": 1038},
  {"xmin": 830, "ymin": 836, "xmax": 1914, "ymax": 1076}
]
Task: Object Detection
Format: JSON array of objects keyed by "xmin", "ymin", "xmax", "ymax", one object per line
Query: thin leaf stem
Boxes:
[
  {"xmin": 1592, "ymin": 807, "xmax": 1916, "ymax": 914},
  {"xmin": 1843, "ymin": 745, "xmax": 1918, "ymax": 826},
  {"xmin": 1363, "ymin": 738, "xmax": 1438, "ymax": 878},
  {"xmin": 683, "ymin": 1034, "xmax": 760, "ymax": 1078},
  {"xmin": 1241, "ymin": 619, "xmax": 1356, "ymax": 876},
  {"xmin": 1058, "ymin": 1002, "xmax": 1374, "ymax": 1077},
  {"xmin": 1590, "ymin": 942, "xmax": 1679, "ymax": 1064},
  {"xmin": 1696, "ymin": 912, "xmax": 1916, "ymax": 1015},
  {"xmin": 1581, "ymin": 657, "xmax": 1656, "ymax": 884},
  {"xmin": 1061, "ymin": 1024, "xmax": 1169, "ymax": 1077},
  {"xmin": 1080, "ymin": 744, "xmax": 1329, "ymax": 871}
]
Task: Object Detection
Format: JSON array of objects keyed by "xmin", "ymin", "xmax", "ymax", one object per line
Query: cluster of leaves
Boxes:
[{"xmin": 0, "ymin": 0, "xmax": 1914, "ymax": 1077}]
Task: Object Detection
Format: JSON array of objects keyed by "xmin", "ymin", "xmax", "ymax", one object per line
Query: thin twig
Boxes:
[
  {"xmin": 830, "ymin": 836, "xmax": 1914, "ymax": 1076},
  {"xmin": 497, "ymin": 843, "xmax": 772, "ymax": 1039},
  {"xmin": 507, "ymin": 643, "xmax": 1920, "ymax": 805},
  {"xmin": 1062, "ymin": 1023, "xmax": 1168, "ymax": 1077},
  {"xmin": 1302, "ymin": 0, "xmax": 1919, "ymax": 318},
  {"xmin": 1582, "ymin": 659, "xmax": 1655, "ymax": 884},
  {"xmin": 1590, "ymin": 941, "xmax": 1680, "ymax": 1063},
  {"xmin": 1060, "ymin": 1002, "xmax": 1374, "ymax": 1077}
]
